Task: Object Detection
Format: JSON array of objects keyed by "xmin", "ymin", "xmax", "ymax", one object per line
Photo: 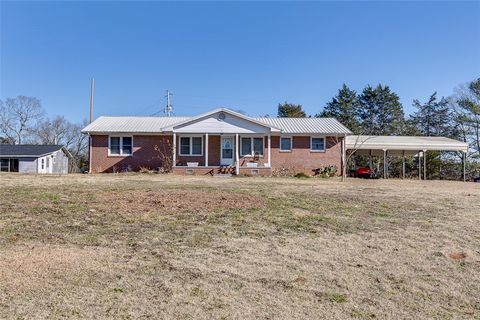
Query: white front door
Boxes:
[{"xmin": 221, "ymin": 136, "xmax": 234, "ymax": 166}]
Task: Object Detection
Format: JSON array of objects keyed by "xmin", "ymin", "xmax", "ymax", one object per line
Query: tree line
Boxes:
[
  {"xmin": 277, "ymin": 78, "xmax": 480, "ymax": 158},
  {"xmin": 0, "ymin": 96, "xmax": 88, "ymax": 171},
  {"xmin": 277, "ymin": 78, "xmax": 479, "ymax": 179}
]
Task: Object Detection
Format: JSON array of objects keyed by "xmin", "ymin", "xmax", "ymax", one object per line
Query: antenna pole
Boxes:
[
  {"xmin": 164, "ymin": 90, "xmax": 173, "ymax": 116},
  {"xmin": 89, "ymin": 78, "xmax": 95, "ymax": 123}
]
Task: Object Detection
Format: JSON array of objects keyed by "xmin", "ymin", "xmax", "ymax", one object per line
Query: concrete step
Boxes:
[{"xmin": 213, "ymin": 173, "xmax": 233, "ymax": 178}]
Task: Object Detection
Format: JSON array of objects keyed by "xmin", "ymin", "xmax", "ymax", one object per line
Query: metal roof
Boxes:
[
  {"xmin": 0, "ymin": 144, "xmax": 66, "ymax": 157},
  {"xmin": 81, "ymin": 116, "xmax": 191, "ymax": 133},
  {"xmin": 346, "ymin": 135, "xmax": 468, "ymax": 152},
  {"xmin": 254, "ymin": 117, "xmax": 352, "ymax": 134},
  {"xmin": 82, "ymin": 110, "xmax": 352, "ymax": 135}
]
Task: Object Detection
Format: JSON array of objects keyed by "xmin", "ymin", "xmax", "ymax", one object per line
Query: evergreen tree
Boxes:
[
  {"xmin": 277, "ymin": 102, "xmax": 307, "ymax": 117},
  {"xmin": 357, "ymin": 84, "xmax": 405, "ymax": 135},
  {"xmin": 410, "ymin": 92, "xmax": 452, "ymax": 137},
  {"xmin": 318, "ymin": 84, "xmax": 361, "ymax": 133}
]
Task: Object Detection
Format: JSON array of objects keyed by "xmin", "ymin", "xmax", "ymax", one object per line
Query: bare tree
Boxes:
[
  {"xmin": 0, "ymin": 96, "xmax": 44, "ymax": 144},
  {"xmin": 32, "ymin": 117, "xmax": 89, "ymax": 171},
  {"xmin": 35, "ymin": 116, "xmax": 72, "ymax": 145}
]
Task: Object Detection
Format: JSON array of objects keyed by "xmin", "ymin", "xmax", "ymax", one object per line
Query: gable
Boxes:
[{"xmin": 173, "ymin": 111, "xmax": 272, "ymax": 134}]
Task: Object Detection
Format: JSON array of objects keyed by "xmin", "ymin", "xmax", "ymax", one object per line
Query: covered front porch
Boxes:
[
  {"xmin": 172, "ymin": 133, "xmax": 272, "ymax": 176},
  {"xmin": 165, "ymin": 108, "xmax": 279, "ymax": 176}
]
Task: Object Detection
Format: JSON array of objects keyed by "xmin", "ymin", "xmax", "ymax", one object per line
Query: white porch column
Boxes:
[
  {"xmin": 172, "ymin": 133, "xmax": 176, "ymax": 166},
  {"xmin": 205, "ymin": 133, "xmax": 209, "ymax": 167},
  {"xmin": 463, "ymin": 151, "xmax": 466, "ymax": 182},
  {"xmin": 235, "ymin": 134, "xmax": 240, "ymax": 175},
  {"xmin": 267, "ymin": 133, "xmax": 271, "ymax": 168}
]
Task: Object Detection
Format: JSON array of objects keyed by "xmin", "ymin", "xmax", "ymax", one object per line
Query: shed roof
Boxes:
[
  {"xmin": 346, "ymin": 135, "xmax": 468, "ymax": 152},
  {"xmin": 0, "ymin": 144, "xmax": 66, "ymax": 157}
]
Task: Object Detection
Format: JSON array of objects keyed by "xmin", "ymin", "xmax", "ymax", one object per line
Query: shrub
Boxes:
[
  {"xmin": 314, "ymin": 165, "xmax": 338, "ymax": 178},
  {"xmin": 294, "ymin": 172, "xmax": 310, "ymax": 178}
]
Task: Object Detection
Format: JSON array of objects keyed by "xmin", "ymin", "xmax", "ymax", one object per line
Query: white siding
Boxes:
[{"xmin": 19, "ymin": 158, "xmax": 38, "ymax": 173}]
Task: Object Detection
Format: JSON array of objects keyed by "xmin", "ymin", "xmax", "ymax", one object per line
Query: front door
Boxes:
[{"xmin": 221, "ymin": 136, "xmax": 234, "ymax": 166}]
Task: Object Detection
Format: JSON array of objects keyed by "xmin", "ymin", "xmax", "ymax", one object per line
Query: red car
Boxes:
[{"xmin": 354, "ymin": 166, "xmax": 373, "ymax": 178}]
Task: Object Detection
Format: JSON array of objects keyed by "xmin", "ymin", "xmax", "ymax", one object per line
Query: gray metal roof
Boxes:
[
  {"xmin": 254, "ymin": 117, "xmax": 352, "ymax": 134},
  {"xmin": 346, "ymin": 135, "xmax": 468, "ymax": 152},
  {"xmin": 81, "ymin": 116, "xmax": 191, "ymax": 133},
  {"xmin": 82, "ymin": 111, "xmax": 352, "ymax": 135},
  {"xmin": 0, "ymin": 144, "xmax": 65, "ymax": 157}
]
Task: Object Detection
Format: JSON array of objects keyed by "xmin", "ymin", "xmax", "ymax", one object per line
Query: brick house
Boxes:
[{"xmin": 82, "ymin": 108, "xmax": 351, "ymax": 176}]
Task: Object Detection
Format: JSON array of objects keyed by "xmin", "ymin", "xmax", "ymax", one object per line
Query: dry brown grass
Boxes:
[{"xmin": 0, "ymin": 173, "xmax": 479, "ymax": 319}]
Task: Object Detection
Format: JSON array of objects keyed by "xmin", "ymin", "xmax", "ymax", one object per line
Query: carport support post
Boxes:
[
  {"xmin": 402, "ymin": 150, "xmax": 405, "ymax": 179},
  {"xmin": 418, "ymin": 150, "xmax": 421, "ymax": 180},
  {"xmin": 463, "ymin": 151, "xmax": 466, "ymax": 182},
  {"xmin": 369, "ymin": 149, "xmax": 373, "ymax": 169},
  {"xmin": 383, "ymin": 149, "xmax": 388, "ymax": 179},
  {"xmin": 423, "ymin": 149, "xmax": 427, "ymax": 180}
]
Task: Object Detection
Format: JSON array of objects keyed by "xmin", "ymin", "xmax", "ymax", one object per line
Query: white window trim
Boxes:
[
  {"xmin": 240, "ymin": 136, "xmax": 264, "ymax": 157},
  {"xmin": 280, "ymin": 136, "xmax": 292, "ymax": 152},
  {"xmin": 178, "ymin": 136, "xmax": 203, "ymax": 156},
  {"xmin": 108, "ymin": 136, "xmax": 133, "ymax": 157},
  {"xmin": 310, "ymin": 136, "xmax": 326, "ymax": 152}
]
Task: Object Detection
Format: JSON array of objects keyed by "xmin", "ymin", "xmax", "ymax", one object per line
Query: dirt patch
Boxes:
[
  {"xmin": 0, "ymin": 244, "xmax": 117, "ymax": 293},
  {"xmin": 88, "ymin": 189, "xmax": 267, "ymax": 214}
]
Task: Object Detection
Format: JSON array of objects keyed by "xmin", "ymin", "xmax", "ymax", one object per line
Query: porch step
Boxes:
[{"xmin": 213, "ymin": 173, "xmax": 233, "ymax": 178}]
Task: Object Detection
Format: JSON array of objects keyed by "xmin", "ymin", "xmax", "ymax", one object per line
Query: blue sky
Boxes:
[{"xmin": 1, "ymin": 1, "xmax": 479, "ymax": 123}]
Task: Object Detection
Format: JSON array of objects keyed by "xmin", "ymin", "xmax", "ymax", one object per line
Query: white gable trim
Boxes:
[{"xmin": 164, "ymin": 108, "xmax": 281, "ymax": 133}]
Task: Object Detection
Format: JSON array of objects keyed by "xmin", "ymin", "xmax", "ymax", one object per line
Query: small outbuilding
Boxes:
[{"xmin": 0, "ymin": 145, "xmax": 71, "ymax": 174}]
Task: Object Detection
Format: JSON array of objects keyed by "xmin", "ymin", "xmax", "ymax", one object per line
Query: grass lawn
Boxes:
[{"xmin": 0, "ymin": 173, "xmax": 479, "ymax": 319}]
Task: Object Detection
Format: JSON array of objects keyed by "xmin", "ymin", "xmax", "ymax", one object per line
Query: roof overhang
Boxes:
[{"xmin": 346, "ymin": 135, "xmax": 468, "ymax": 153}]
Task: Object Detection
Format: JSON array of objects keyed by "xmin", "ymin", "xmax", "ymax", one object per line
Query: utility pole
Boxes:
[
  {"xmin": 88, "ymin": 78, "xmax": 95, "ymax": 174},
  {"xmin": 164, "ymin": 90, "xmax": 173, "ymax": 116},
  {"xmin": 89, "ymin": 78, "xmax": 95, "ymax": 123}
]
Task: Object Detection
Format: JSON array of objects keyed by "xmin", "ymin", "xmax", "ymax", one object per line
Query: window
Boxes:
[
  {"xmin": 280, "ymin": 137, "xmax": 292, "ymax": 151},
  {"xmin": 122, "ymin": 137, "xmax": 132, "ymax": 155},
  {"xmin": 241, "ymin": 138, "xmax": 252, "ymax": 156},
  {"xmin": 109, "ymin": 136, "xmax": 133, "ymax": 156},
  {"xmin": 240, "ymin": 137, "xmax": 264, "ymax": 156},
  {"xmin": 179, "ymin": 136, "xmax": 203, "ymax": 156},
  {"xmin": 0, "ymin": 159, "xmax": 9, "ymax": 172},
  {"xmin": 41, "ymin": 158, "xmax": 45, "ymax": 169},
  {"xmin": 310, "ymin": 137, "xmax": 325, "ymax": 152},
  {"xmin": 109, "ymin": 137, "xmax": 121, "ymax": 155},
  {"xmin": 46, "ymin": 157, "xmax": 50, "ymax": 168},
  {"xmin": 192, "ymin": 137, "xmax": 202, "ymax": 155}
]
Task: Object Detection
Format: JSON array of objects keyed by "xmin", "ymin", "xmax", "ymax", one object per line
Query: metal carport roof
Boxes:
[{"xmin": 346, "ymin": 135, "xmax": 468, "ymax": 153}]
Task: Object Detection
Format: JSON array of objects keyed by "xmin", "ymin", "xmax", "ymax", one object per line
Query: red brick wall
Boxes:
[
  {"xmin": 270, "ymin": 136, "xmax": 343, "ymax": 175},
  {"xmin": 90, "ymin": 135, "xmax": 172, "ymax": 173},
  {"xmin": 91, "ymin": 134, "xmax": 343, "ymax": 175}
]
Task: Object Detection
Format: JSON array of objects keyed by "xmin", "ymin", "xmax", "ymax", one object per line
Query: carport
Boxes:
[{"xmin": 345, "ymin": 135, "xmax": 469, "ymax": 181}]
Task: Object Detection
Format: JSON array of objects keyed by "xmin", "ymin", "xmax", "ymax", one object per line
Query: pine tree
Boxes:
[
  {"xmin": 357, "ymin": 84, "xmax": 405, "ymax": 135},
  {"xmin": 410, "ymin": 92, "xmax": 452, "ymax": 137},
  {"xmin": 318, "ymin": 84, "xmax": 361, "ymax": 133},
  {"xmin": 277, "ymin": 102, "xmax": 307, "ymax": 117}
]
